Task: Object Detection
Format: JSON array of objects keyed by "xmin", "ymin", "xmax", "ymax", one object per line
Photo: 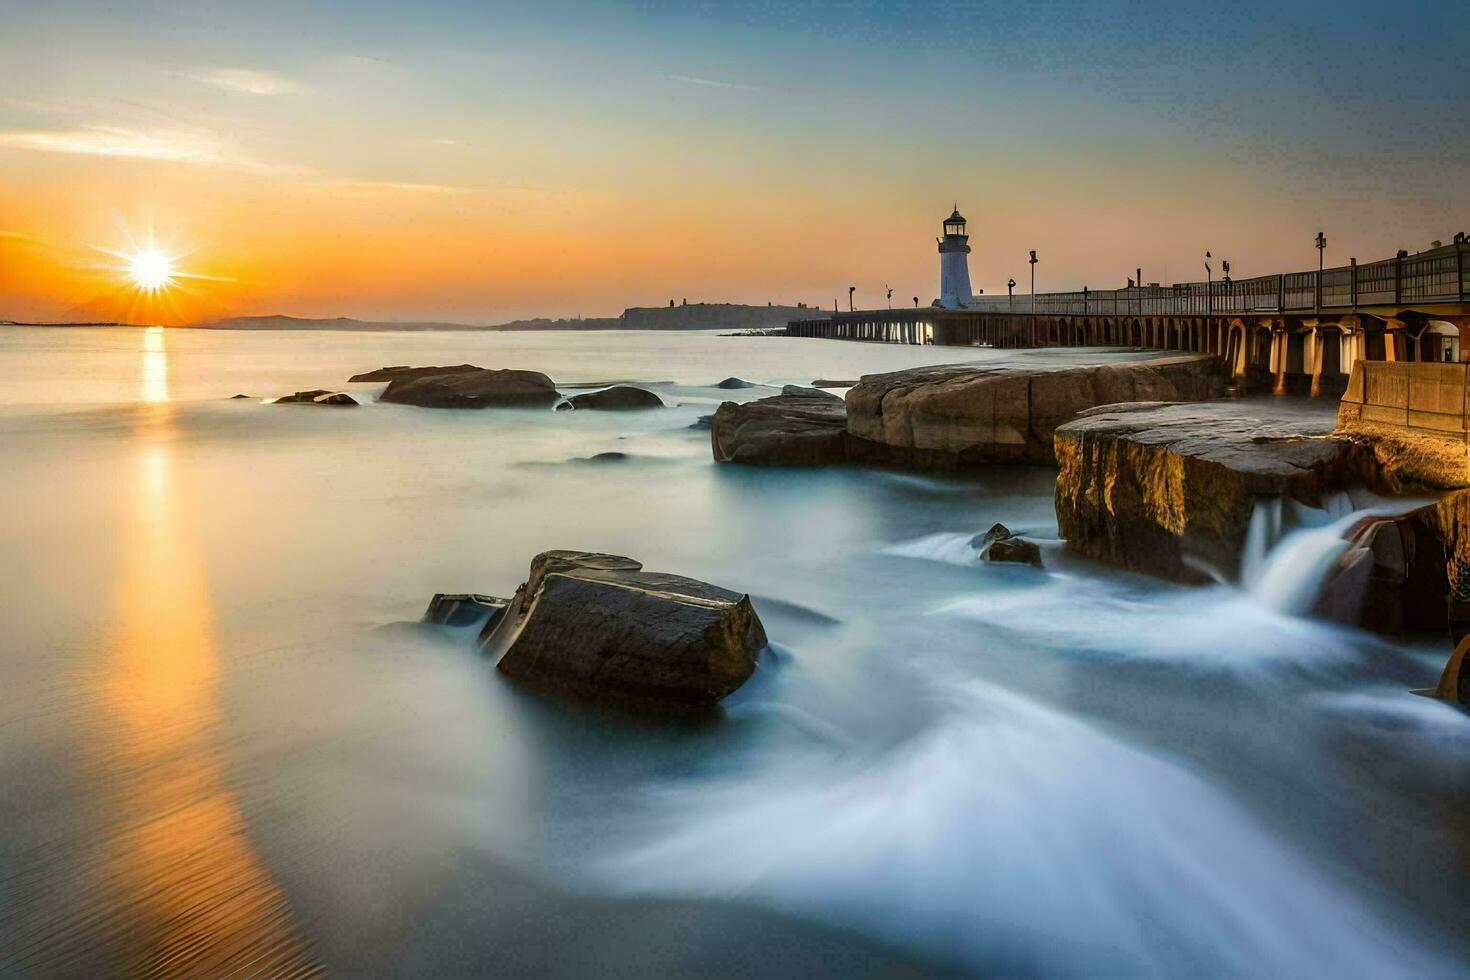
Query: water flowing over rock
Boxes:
[
  {"xmin": 1054, "ymin": 400, "xmax": 1372, "ymax": 583},
  {"xmin": 423, "ymin": 593, "xmax": 509, "ymax": 628},
  {"xmin": 481, "ymin": 550, "xmax": 767, "ymax": 715},
  {"xmin": 378, "ymin": 368, "xmax": 559, "ymax": 408},
  {"xmin": 562, "ymin": 386, "xmax": 665, "ymax": 410},
  {"xmin": 349, "ymin": 364, "xmax": 482, "ymax": 383},
  {"xmin": 845, "ymin": 351, "xmax": 1223, "ymax": 468},
  {"xmin": 712, "ymin": 385, "xmax": 848, "ymax": 466}
]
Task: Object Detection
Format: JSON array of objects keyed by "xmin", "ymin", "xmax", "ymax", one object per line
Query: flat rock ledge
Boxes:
[
  {"xmin": 1055, "ymin": 399, "xmax": 1375, "ymax": 583},
  {"xmin": 712, "ymin": 385, "xmax": 848, "ymax": 466},
  {"xmin": 472, "ymin": 550, "xmax": 767, "ymax": 715},
  {"xmin": 378, "ymin": 367, "xmax": 559, "ymax": 408},
  {"xmin": 846, "ymin": 351, "xmax": 1224, "ymax": 468},
  {"xmin": 350, "ymin": 364, "xmax": 481, "ymax": 383}
]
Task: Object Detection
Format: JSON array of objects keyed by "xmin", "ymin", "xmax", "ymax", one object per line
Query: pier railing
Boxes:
[{"xmin": 964, "ymin": 240, "xmax": 1468, "ymax": 316}]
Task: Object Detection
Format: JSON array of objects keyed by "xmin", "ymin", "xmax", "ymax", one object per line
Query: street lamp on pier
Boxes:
[
  {"xmin": 848, "ymin": 285, "xmax": 856, "ymax": 312},
  {"xmin": 1222, "ymin": 259, "xmax": 1231, "ymax": 310},
  {"xmin": 1028, "ymin": 250, "xmax": 1038, "ymax": 314},
  {"xmin": 886, "ymin": 285, "xmax": 893, "ymax": 309},
  {"xmin": 1315, "ymin": 232, "xmax": 1327, "ymax": 313},
  {"xmin": 1007, "ymin": 277, "xmax": 1016, "ymax": 312},
  {"xmin": 1205, "ymin": 251, "xmax": 1213, "ymax": 315}
]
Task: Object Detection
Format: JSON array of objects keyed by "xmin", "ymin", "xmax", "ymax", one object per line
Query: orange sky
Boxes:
[{"xmin": 3, "ymin": 3, "xmax": 1466, "ymax": 325}]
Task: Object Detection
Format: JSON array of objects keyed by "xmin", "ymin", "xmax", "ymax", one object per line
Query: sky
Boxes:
[{"xmin": 1, "ymin": 0, "xmax": 1467, "ymax": 324}]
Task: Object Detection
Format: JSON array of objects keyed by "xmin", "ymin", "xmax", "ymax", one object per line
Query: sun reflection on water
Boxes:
[{"xmin": 87, "ymin": 327, "xmax": 321, "ymax": 975}]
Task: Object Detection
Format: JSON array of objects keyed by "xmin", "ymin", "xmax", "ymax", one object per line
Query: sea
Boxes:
[{"xmin": 1, "ymin": 325, "xmax": 1466, "ymax": 977}]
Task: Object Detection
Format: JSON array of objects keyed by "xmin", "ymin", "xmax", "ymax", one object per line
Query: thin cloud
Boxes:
[
  {"xmin": 0, "ymin": 125, "xmax": 221, "ymax": 164},
  {"xmin": 192, "ymin": 68, "xmax": 299, "ymax": 95},
  {"xmin": 431, "ymin": 138, "xmax": 462, "ymax": 146},
  {"xmin": 666, "ymin": 73, "xmax": 755, "ymax": 91}
]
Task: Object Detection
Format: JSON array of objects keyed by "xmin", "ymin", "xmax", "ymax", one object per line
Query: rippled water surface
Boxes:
[{"xmin": 2, "ymin": 326, "xmax": 1467, "ymax": 977}]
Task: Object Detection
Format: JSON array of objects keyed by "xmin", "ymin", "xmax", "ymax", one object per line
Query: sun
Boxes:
[{"xmin": 128, "ymin": 248, "xmax": 176, "ymax": 291}]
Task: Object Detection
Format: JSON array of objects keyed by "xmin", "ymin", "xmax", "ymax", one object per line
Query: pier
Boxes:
[{"xmin": 787, "ymin": 238, "xmax": 1470, "ymax": 396}]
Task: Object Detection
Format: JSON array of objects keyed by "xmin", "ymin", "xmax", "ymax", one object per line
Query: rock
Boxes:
[
  {"xmin": 270, "ymin": 388, "xmax": 357, "ymax": 405},
  {"xmin": 482, "ymin": 550, "xmax": 766, "ymax": 714},
  {"xmin": 350, "ymin": 364, "xmax": 481, "ymax": 383},
  {"xmin": 1053, "ymin": 399, "xmax": 1373, "ymax": 583},
  {"xmin": 379, "ymin": 368, "xmax": 559, "ymax": 408},
  {"xmin": 423, "ymin": 593, "xmax": 510, "ymax": 628},
  {"xmin": 985, "ymin": 536, "xmax": 1043, "ymax": 566},
  {"xmin": 971, "ymin": 523, "xmax": 1014, "ymax": 549},
  {"xmin": 689, "ymin": 414, "xmax": 715, "ymax": 431},
  {"xmin": 229, "ymin": 393, "xmax": 251, "ymax": 399},
  {"xmin": 1413, "ymin": 636, "xmax": 1470, "ymax": 705},
  {"xmin": 581, "ymin": 452, "xmax": 629, "ymax": 463},
  {"xmin": 811, "ymin": 379, "xmax": 858, "ymax": 388},
  {"xmin": 846, "ymin": 350, "xmax": 1224, "ymax": 468},
  {"xmin": 716, "ymin": 377, "xmax": 757, "ymax": 389},
  {"xmin": 711, "ymin": 386, "xmax": 848, "ymax": 466},
  {"xmin": 564, "ymin": 386, "xmax": 665, "ymax": 410}
]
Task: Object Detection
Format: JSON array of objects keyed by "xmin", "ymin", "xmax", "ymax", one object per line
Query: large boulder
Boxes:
[
  {"xmin": 379, "ymin": 368, "xmax": 559, "ymax": 408},
  {"xmin": 350, "ymin": 364, "xmax": 481, "ymax": 383},
  {"xmin": 1053, "ymin": 399, "xmax": 1374, "ymax": 583},
  {"xmin": 563, "ymin": 386, "xmax": 665, "ymax": 410},
  {"xmin": 845, "ymin": 351, "xmax": 1224, "ymax": 468},
  {"xmin": 481, "ymin": 551, "xmax": 766, "ymax": 714},
  {"xmin": 711, "ymin": 385, "xmax": 848, "ymax": 466}
]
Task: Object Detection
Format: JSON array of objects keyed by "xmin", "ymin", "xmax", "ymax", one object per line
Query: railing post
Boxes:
[
  {"xmin": 1278, "ymin": 274, "xmax": 1284, "ymax": 312},
  {"xmin": 1458, "ymin": 242, "xmax": 1466, "ymax": 303},
  {"xmin": 1350, "ymin": 258, "xmax": 1358, "ymax": 310},
  {"xmin": 1395, "ymin": 251, "xmax": 1404, "ymax": 305}
]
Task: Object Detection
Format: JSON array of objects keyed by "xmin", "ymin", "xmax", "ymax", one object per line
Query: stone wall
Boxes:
[{"xmin": 1336, "ymin": 362, "xmax": 1470, "ymax": 490}]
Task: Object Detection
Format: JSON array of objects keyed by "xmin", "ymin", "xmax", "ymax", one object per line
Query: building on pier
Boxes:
[
  {"xmin": 788, "ymin": 235, "xmax": 1470, "ymax": 398},
  {"xmin": 935, "ymin": 207, "xmax": 975, "ymax": 309}
]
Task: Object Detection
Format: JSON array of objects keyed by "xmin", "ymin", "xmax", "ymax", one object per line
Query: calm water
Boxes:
[{"xmin": 1, "ymin": 326, "xmax": 1467, "ymax": 977}]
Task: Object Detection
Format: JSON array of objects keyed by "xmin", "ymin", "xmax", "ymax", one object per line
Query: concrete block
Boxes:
[
  {"xmin": 1341, "ymin": 362, "xmax": 1365, "ymax": 403},
  {"xmin": 1408, "ymin": 410, "xmax": 1468, "ymax": 434}
]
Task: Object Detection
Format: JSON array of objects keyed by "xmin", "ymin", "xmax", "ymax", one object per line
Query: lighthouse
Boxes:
[{"xmin": 936, "ymin": 206, "xmax": 974, "ymax": 309}]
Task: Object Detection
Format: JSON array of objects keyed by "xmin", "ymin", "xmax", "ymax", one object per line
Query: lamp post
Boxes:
[
  {"xmin": 1315, "ymin": 231, "xmax": 1326, "ymax": 313},
  {"xmin": 1222, "ymin": 259, "xmax": 1231, "ymax": 310},
  {"xmin": 886, "ymin": 285, "xmax": 893, "ymax": 309},
  {"xmin": 1205, "ymin": 251, "xmax": 1213, "ymax": 315},
  {"xmin": 1028, "ymin": 250, "xmax": 1038, "ymax": 314},
  {"xmin": 1136, "ymin": 267, "xmax": 1142, "ymax": 315},
  {"xmin": 913, "ymin": 296, "xmax": 919, "ymax": 309},
  {"xmin": 848, "ymin": 285, "xmax": 855, "ymax": 312},
  {"xmin": 1007, "ymin": 277, "xmax": 1016, "ymax": 312}
]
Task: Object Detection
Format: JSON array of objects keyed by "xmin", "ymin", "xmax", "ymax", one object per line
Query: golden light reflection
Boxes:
[{"xmin": 89, "ymin": 328, "xmax": 322, "ymax": 976}]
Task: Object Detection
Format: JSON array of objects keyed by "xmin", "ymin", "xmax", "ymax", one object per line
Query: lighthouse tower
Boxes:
[{"xmin": 936, "ymin": 206, "xmax": 974, "ymax": 309}]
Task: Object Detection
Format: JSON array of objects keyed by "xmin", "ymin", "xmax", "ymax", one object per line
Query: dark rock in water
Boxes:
[
  {"xmin": 582, "ymin": 452, "xmax": 629, "ymax": 463},
  {"xmin": 424, "ymin": 593, "xmax": 510, "ymax": 628},
  {"xmin": 811, "ymin": 379, "xmax": 858, "ymax": 389},
  {"xmin": 270, "ymin": 388, "xmax": 358, "ymax": 405},
  {"xmin": 716, "ymin": 377, "xmax": 757, "ymax": 389},
  {"xmin": 350, "ymin": 364, "xmax": 481, "ymax": 383},
  {"xmin": 711, "ymin": 387, "xmax": 848, "ymax": 466},
  {"xmin": 1054, "ymin": 399, "xmax": 1371, "ymax": 583},
  {"xmin": 985, "ymin": 536, "xmax": 1043, "ymax": 566},
  {"xmin": 229, "ymin": 393, "xmax": 252, "ymax": 399},
  {"xmin": 379, "ymin": 368, "xmax": 559, "ymax": 408},
  {"xmin": 482, "ymin": 550, "xmax": 766, "ymax": 714},
  {"xmin": 971, "ymin": 523, "xmax": 1014, "ymax": 549},
  {"xmin": 846, "ymin": 351, "xmax": 1224, "ymax": 468},
  {"xmin": 689, "ymin": 414, "xmax": 715, "ymax": 431},
  {"xmin": 1413, "ymin": 636, "xmax": 1470, "ymax": 705},
  {"xmin": 565, "ymin": 386, "xmax": 665, "ymax": 410}
]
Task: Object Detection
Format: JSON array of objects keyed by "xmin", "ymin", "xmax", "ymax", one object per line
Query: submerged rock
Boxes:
[
  {"xmin": 711, "ymin": 385, "xmax": 847, "ymax": 466},
  {"xmin": 984, "ymin": 536, "xmax": 1043, "ymax": 566},
  {"xmin": 270, "ymin": 388, "xmax": 358, "ymax": 406},
  {"xmin": 580, "ymin": 451, "xmax": 629, "ymax": 463},
  {"xmin": 564, "ymin": 386, "xmax": 665, "ymax": 410},
  {"xmin": 229, "ymin": 393, "xmax": 252, "ymax": 399},
  {"xmin": 1053, "ymin": 399, "xmax": 1371, "ymax": 583},
  {"xmin": 716, "ymin": 377, "xmax": 757, "ymax": 389},
  {"xmin": 846, "ymin": 351, "xmax": 1223, "ymax": 468},
  {"xmin": 423, "ymin": 593, "xmax": 510, "ymax": 628},
  {"xmin": 481, "ymin": 550, "xmax": 766, "ymax": 714},
  {"xmin": 350, "ymin": 364, "xmax": 481, "ymax": 383},
  {"xmin": 689, "ymin": 414, "xmax": 715, "ymax": 431},
  {"xmin": 379, "ymin": 368, "xmax": 559, "ymax": 408}
]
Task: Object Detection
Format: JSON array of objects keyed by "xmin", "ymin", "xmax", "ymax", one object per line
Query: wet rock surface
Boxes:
[
  {"xmin": 423, "ymin": 593, "xmax": 510, "ymax": 628},
  {"xmin": 379, "ymin": 368, "xmax": 559, "ymax": 408},
  {"xmin": 480, "ymin": 550, "xmax": 767, "ymax": 715},
  {"xmin": 973, "ymin": 523, "xmax": 1042, "ymax": 566},
  {"xmin": 1054, "ymin": 399, "xmax": 1370, "ymax": 583},
  {"xmin": 563, "ymin": 386, "xmax": 665, "ymax": 410},
  {"xmin": 349, "ymin": 364, "xmax": 481, "ymax": 383},
  {"xmin": 711, "ymin": 385, "xmax": 848, "ymax": 466},
  {"xmin": 846, "ymin": 350, "xmax": 1224, "ymax": 468},
  {"xmin": 270, "ymin": 388, "xmax": 359, "ymax": 406},
  {"xmin": 716, "ymin": 377, "xmax": 757, "ymax": 389}
]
